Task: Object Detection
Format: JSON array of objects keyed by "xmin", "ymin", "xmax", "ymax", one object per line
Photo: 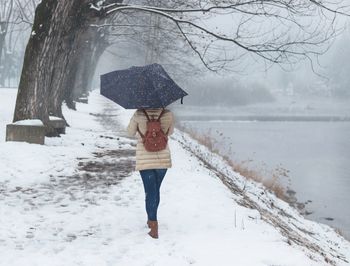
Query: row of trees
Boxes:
[
  {"xmin": 9, "ymin": 0, "xmax": 350, "ymax": 135},
  {"xmin": 94, "ymin": 0, "xmax": 202, "ymax": 88}
]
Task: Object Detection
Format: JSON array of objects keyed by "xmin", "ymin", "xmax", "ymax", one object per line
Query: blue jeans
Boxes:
[{"xmin": 139, "ymin": 169, "xmax": 167, "ymax": 221}]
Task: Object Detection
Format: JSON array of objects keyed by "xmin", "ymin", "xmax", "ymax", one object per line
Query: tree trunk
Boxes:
[
  {"xmin": 0, "ymin": 23, "xmax": 6, "ymax": 86},
  {"xmin": 63, "ymin": 22, "xmax": 109, "ymax": 109},
  {"xmin": 13, "ymin": 0, "xmax": 102, "ymax": 133}
]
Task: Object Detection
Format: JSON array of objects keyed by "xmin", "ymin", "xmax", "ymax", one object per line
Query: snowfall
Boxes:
[{"xmin": 0, "ymin": 88, "xmax": 350, "ymax": 266}]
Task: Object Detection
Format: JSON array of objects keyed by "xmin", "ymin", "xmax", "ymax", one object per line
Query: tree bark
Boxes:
[
  {"xmin": 13, "ymin": 0, "xmax": 102, "ymax": 134},
  {"xmin": 63, "ymin": 27, "xmax": 109, "ymax": 110}
]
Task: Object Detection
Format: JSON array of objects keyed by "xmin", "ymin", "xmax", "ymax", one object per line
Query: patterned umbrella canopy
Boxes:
[{"xmin": 100, "ymin": 63, "xmax": 188, "ymax": 109}]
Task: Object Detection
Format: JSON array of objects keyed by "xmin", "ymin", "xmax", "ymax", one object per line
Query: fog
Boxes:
[{"xmin": 93, "ymin": 11, "xmax": 350, "ymax": 111}]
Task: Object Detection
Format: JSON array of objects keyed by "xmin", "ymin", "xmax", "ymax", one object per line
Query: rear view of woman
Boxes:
[{"xmin": 127, "ymin": 108, "xmax": 174, "ymax": 239}]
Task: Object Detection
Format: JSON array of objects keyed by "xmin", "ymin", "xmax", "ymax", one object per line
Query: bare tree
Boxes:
[
  {"xmin": 63, "ymin": 25, "xmax": 110, "ymax": 110},
  {"xmin": 0, "ymin": 0, "xmax": 39, "ymax": 87},
  {"xmin": 0, "ymin": 0, "xmax": 14, "ymax": 85},
  {"xmin": 98, "ymin": 0, "xmax": 204, "ymax": 81},
  {"xmin": 12, "ymin": 0, "xmax": 349, "ymax": 135},
  {"xmin": 14, "ymin": 0, "xmax": 38, "ymax": 26},
  {"xmin": 99, "ymin": 1, "xmax": 349, "ymax": 71}
]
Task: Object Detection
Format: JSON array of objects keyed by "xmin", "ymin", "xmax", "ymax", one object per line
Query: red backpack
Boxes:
[{"xmin": 137, "ymin": 109, "xmax": 170, "ymax": 152}]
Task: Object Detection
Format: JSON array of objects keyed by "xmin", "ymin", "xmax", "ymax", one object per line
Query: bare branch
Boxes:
[{"xmin": 95, "ymin": 1, "xmax": 348, "ymax": 71}]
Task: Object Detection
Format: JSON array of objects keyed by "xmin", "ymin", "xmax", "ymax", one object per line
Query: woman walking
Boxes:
[{"xmin": 127, "ymin": 108, "xmax": 174, "ymax": 239}]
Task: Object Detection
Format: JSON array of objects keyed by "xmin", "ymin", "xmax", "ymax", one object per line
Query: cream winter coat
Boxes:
[{"xmin": 127, "ymin": 108, "xmax": 174, "ymax": 171}]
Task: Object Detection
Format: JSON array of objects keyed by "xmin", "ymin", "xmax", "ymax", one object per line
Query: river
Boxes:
[{"xmin": 178, "ymin": 118, "xmax": 350, "ymax": 240}]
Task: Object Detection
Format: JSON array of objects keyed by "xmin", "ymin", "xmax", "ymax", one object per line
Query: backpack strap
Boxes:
[
  {"xmin": 157, "ymin": 108, "xmax": 166, "ymax": 121},
  {"xmin": 158, "ymin": 108, "xmax": 171, "ymax": 135},
  {"xmin": 138, "ymin": 108, "xmax": 167, "ymax": 137},
  {"xmin": 137, "ymin": 109, "xmax": 149, "ymax": 139},
  {"xmin": 141, "ymin": 109, "xmax": 151, "ymax": 121},
  {"xmin": 137, "ymin": 125, "xmax": 145, "ymax": 139}
]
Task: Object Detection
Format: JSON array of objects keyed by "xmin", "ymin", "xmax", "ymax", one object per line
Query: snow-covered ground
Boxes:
[{"xmin": 0, "ymin": 88, "xmax": 349, "ymax": 266}]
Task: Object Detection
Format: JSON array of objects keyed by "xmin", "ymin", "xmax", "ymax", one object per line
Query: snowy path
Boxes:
[{"xmin": 0, "ymin": 89, "xmax": 349, "ymax": 266}]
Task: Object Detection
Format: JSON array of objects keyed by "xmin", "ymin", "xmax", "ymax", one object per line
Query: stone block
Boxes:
[
  {"xmin": 6, "ymin": 119, "xmax": 45, "ymax": 145},
  {"xmin": 46, "ymin": 116, "xmax": 66, "ymax": 137},
  {"xmin": 76, "ymin": 97, "xmax": 88, "ymax": 104}
]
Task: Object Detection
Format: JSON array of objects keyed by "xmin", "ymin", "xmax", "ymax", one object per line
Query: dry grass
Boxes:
[
  {"xmin": 334, "ymin": 227, "xmax": 347, "ymax": 239},
  {"xmin": 177, "ymin": 123, "xmax": 290, "ymax": 202}
]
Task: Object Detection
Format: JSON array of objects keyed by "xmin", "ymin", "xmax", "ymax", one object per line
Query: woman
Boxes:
[{"xmin": 127, "ymin": 108, "xmax": 174, "ymax": 239}]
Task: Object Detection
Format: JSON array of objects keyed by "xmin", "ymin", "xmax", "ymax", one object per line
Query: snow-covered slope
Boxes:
[{"xmin": 0, "ymin": 89, "xmax": 349, "ymax": 266}]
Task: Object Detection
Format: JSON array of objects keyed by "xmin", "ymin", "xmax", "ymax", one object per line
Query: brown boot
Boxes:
[
  {"xmin": 147, "ymin": 220, "xmax": 151, "ymax": 228},
  {"xmin": 148, "ymin": 220, "xmax": 158, "ymax": 239}
]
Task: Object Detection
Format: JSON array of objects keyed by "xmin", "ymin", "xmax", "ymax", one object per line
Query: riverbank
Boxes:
[{"xmin": 177, "ymin": 118, "xmax": 350, "ymax": 241}]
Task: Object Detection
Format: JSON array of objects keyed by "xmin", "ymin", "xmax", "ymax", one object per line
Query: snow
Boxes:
[
  {"xmin": 0, "ymin": 88, "xmax": 17, "ymax": 140},
  {"xmin": 89, "ymin": 1, "xmax": 105, "ymax": 12},
  {"xmin": 49, "ymin": 116, "xmax": 64, "ymax": 121},
  {"xmin": 0, "ymin": 88, "xmax": 349, "ymax": 265},
  {"xmin": 12, "ymin": 119, "xmax": 44, "ymax": 126}
]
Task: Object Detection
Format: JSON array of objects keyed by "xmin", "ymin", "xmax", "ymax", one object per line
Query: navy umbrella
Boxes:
[{"xmin": 100, "ymin": 63, "xmax": 188, "ymax": 109}]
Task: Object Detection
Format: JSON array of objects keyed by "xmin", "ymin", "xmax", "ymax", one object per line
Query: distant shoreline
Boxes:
[{"xmin": 177, "ymin": 115, "xmax": 350, "ymax": 122}]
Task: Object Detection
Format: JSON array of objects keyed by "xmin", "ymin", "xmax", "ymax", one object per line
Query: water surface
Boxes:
[{"xmin": 180, "ymin": 120, "xmax": 350, "ymax": 239}]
